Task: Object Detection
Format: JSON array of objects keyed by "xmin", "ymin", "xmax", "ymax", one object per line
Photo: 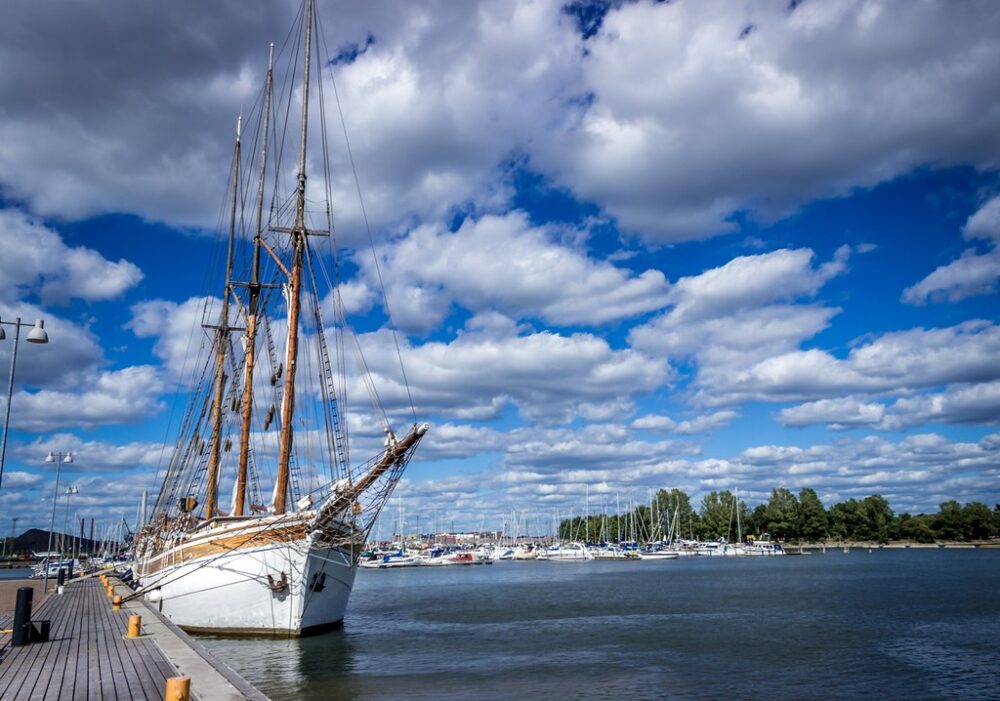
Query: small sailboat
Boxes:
[{"xmin": 133, "ymin": 0, "xmax": 427, "ymax": 635}]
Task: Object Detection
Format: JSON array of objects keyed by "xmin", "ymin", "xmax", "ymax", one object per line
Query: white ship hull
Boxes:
[{"xmin": 136, "ymin": 516, "xmax": 357, "ymax": 635}]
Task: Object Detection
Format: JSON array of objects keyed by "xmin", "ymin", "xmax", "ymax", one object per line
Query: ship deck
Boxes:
[{"xmin": 0, "ymin": 577, "xmax": 268, "ymax": 700}]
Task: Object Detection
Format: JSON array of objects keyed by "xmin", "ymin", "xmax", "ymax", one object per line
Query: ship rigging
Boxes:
[{"xmin": 131, "ymin": 0, "xmax": 428, "ymax": 636}]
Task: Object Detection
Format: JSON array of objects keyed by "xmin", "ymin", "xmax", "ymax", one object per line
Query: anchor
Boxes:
[{"xmin": 266, "ymin": 571, "xmax": 288, "ymax": 593}]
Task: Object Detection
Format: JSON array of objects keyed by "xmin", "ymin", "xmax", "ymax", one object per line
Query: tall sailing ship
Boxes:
[{"xmin": 133, "ymin": 0, "xmax": 428, "ymax": 635}]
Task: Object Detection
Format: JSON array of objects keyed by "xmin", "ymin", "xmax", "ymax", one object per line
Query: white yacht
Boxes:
[
  {"xmin": 537, "ymin": 542, "xmax": 593, "ymax": 561},
  {"xmin": 638, "ymin": 549, "xmax": 679, "ymax": 560},
  {"xmin": 743, "ymin": 535, "xmax": 785, "ymax": 556}
]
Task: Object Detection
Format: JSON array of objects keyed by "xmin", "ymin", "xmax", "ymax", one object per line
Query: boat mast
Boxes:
[
  {"xmin": 205, "ymin": 115, "xmax": 241, "ymax": 521},
  {"xmin": 735, "ymin": 489, "xmax": 742, "ymax": 543},
  {"xmin": 234, "ymin": 43, "xmax": 275, "ymax": 518},
  {"xmin": 275, "ymin": 0, "xmax": 314, "ymax": 514}
]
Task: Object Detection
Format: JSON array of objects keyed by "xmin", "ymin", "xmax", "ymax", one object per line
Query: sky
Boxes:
[{"xmin": 1, "ymin": 0, "xmax": 999, "ymax": 537}]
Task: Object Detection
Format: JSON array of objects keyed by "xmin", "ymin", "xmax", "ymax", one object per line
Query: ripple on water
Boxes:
[{"xmin": 201, "ymin": 551, "xmax": 1000, "ymax": 701}]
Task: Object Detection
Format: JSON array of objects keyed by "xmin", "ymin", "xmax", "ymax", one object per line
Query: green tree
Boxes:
[
  {"xmin": 655, "ymin": 488, "xmax": 701, "ymax": 540},
  {"xmin": 797, "ymin": 488, "xmax": 828, "ymax": 541},
  {"xmin": 962, "ymin": 502, "xmax": 994, "ymax": 540},
  {"xmin": 994, "ymin": 505, "xmax": 1000, "ymax": 538},
  {"xmin": 828, "ymin": 499, "xmax": 862, "ymax": 540},
  {"xmin": 896, "ymin": 513, "xmax": 936, "ymax": 543},
  {"xmin": 858, "ymin": 495, "xmax": 893, "ymax": 543},
  {"xmin": 746, "ymin": 503, "xmax": 768, "ymax": 537},
  {"xmin": 699, "ymin": 491, "xmax": 736, "ymax": 539},
  {"xmin": 933, "ymin": 500, "xmax": 965, "ymax": 540},
  {"xmin": 735, "ymin": 498, "xmax": 751, "ymax": 541},
  {"xmin": 763, "ymin": 488, "xmax": 799, "ymax": 540}
]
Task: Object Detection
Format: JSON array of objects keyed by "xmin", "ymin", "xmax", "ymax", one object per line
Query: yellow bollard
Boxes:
[
  {"xmin": 127, "ymin": 614, "xmax": 141, "ymax": 638},
  {"xmin": 106, "ymin": 584, "xmax": 114, "ymax": 598},
  {"xmin": 112, "ymin": 595, "xmax": 122, "ymax": 611},
  {"xmin": 165, "ymin": 675, "xmax": 190, "ymax": 701}
]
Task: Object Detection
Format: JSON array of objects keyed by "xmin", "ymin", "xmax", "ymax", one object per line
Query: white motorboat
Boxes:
[
  {"xmin": 537, "ymin": 542, "xmax": 593, "ymax": 561},
  {"xmin": 637, "ymin": 549, "xmax": 679, "ymax": 560},
  {"xmin": 743, "ymin": 535, "xmax": 785, "ymax": 556}
]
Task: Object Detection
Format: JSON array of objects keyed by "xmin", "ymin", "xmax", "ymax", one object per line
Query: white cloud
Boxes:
[
  {"xmin": 4, "ymin": 2, "xmax": 996, "ymax": 247},
  {"xmin": 0, "ymin": 210, "xmax": 142, "ymax": 304},
  {"xmin": 902, "ymin": 195, "xmax": 1000, "ymax": 305},
  {"xmin": 0, "ymin": 1, "xmax": 580, "ymax": 237},
  {"xmin": 325, "ymin": 280, "xmax": 376, "ymax": 318},
  {"xmin": 12, "ymin": 433, "xmax": 167, "ymax": 472},
  {"xmin": 889, "ymin": 382, "xmax": 1000, "ymax": 429},
  {"xmin": 631, "ymin": 247, "xmax": 845, "ymax": 353},
  {"xmin": 780, "ymin": 382, "xmax": 1000, "ymax": 431},
  {"xmin": 128, "ymin": 296, "xmax": 219, "ymax": 381},
  {"xmin": 128, "ymin": 293, "xmax": 670, "ymax": 426},
  {"xmin": 323, "ymin": 3, "xmax": 581, "ymax": 240},
  {"xmin": 901, "ymin": 248, "xmax": 1000, "ymax": 305},
  {"xmin": 629, "ymin": 247, "xmax": 847, "ymax": 401},
  {"xmin": 538, "ymin": 0, "xmax": 1000, "ymax": 242},
  {"xmin": 0, "ymin": 301, "xmax": 105, "ymax": 391},
  {"xmin": 350, "ymin": 318, "xmax": 670, "ymax": 423},
  {"xmin": 417, "ymin": 423, "xmax": 505, "ymax": 461},
  {"xmin": 631, "ymin": 410, "xmax": 738, "ymax": 435},
  {"xmin": 964, "ymin": 195, "xmax": 1000, "ymax": 242},
  {"xmin": 703, "ymin": 320, "xmax": 1000, "ymax": 405},
  {"xmin": 2, "ymin": 366, "xmax": 165, "ymax": 431},
  {"xmin": 359, "ymin": 211, "xmax": 670, "ymax": 333},
  {"xmin": 779, "ymin": 396, "xmax": 887, "ymax": 430},
  {"xmin": 1, "ymin": 471, "xmax": 43, "ymax": 488}
]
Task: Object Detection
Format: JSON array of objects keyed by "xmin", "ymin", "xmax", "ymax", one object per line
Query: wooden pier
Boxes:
[{"xmin": 0, "ymin": 578, "xmax": 268, "ymax": 700}]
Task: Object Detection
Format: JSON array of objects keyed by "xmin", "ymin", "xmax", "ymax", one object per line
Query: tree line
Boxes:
[{"xmin": 558, "ymin": 487, "xmax": 1000, "ymax": 544}]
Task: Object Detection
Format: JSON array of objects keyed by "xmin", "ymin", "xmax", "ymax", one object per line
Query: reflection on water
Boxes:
[{"xmin": 202, "ymin": 551, "xmax": 1000, "ymax": 700}]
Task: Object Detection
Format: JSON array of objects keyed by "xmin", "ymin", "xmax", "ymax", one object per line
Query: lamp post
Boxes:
[
  {"xmin": 0, "ymin": 317, "xmax": 49, "ymax": 490},
  {"xmin": 43, "ymin": 451, "xmax": 73, "ymax": 592}
]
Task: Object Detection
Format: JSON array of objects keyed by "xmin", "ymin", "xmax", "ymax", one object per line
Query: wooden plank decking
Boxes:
[{"xmin": 0, "ymin": 579, "xmax": 189, "ymax": 700}]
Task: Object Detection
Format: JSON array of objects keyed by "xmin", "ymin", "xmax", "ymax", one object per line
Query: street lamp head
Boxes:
[
  {"xmin": 64, "ymin": 453, "xmax": 73, "ymax": 464},
  {"xmin": 26, "ymin": 319, "xmax": 48, "ymax": 344},
  {"xmin": 45, "ymin": 452, "xmax": 55, "ymax": 463}
]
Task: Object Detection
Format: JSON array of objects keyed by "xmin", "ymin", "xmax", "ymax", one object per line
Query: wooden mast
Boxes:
[
  {"xmin": 275, "ymin": 0, "xmax": 314, "ymax": 514},
  {"xmin": 235, "ymin": 43, "xmax": 274, "ymax": 518},
  {"xmin": 205, "ymin": 116, "xmax": 242, "ymax": 521}
]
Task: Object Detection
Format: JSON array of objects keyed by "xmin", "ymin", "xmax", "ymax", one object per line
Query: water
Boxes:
[
  {"xmin": 201, "ymin": 550, "xmax": 1000, "ymax": 700},
  {"xmin": 0, "ymin": 568, "xmax": 33, "ymax": 581}
]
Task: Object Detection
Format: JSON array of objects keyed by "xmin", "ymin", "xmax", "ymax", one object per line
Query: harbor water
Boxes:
[{"xmin": 200, "ymin": 549, "xmax": 999, "ymax": 700}]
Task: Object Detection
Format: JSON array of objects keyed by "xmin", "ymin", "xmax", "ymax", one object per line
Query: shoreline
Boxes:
[{"xmin": 791, "ymin": 540, "xmax": 999, "ymax": 550}]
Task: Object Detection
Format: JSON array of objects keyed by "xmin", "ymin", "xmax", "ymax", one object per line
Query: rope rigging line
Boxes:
[
  {"xmin": 149, "ymin": 139, "xmax": 242, "ymax": 518},
  {"xmin": 317, "ymin": 14, "xmax": 418, "ymax": 425}
]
